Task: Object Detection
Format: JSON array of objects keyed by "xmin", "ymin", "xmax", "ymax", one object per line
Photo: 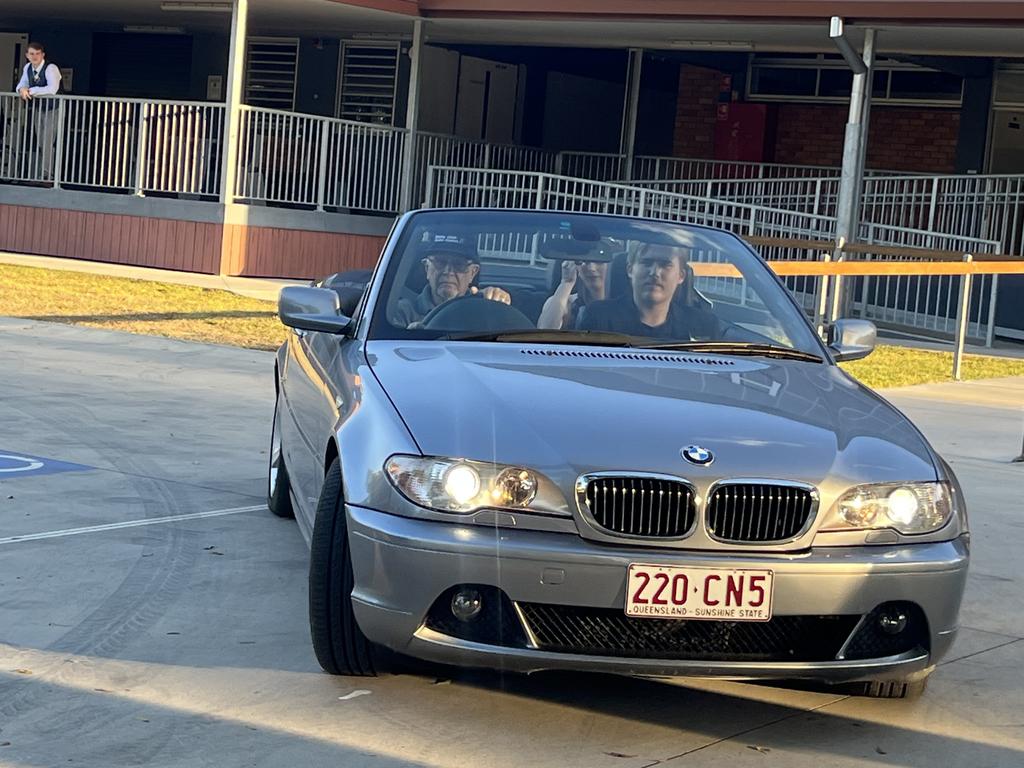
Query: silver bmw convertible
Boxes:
[{"xmin": 270, "ymin": 209, "xmax": 968, "ymax": 699}]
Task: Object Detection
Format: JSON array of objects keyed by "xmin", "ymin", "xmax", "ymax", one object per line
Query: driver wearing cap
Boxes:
[{"xmin": 393, "ymin": 234, "xmax": 511, "ymax": 328}]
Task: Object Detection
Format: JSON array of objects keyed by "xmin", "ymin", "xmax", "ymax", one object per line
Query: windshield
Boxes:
[{"xmin": 368, "ymin": 210, "xmax": 824, "ymax": 357}]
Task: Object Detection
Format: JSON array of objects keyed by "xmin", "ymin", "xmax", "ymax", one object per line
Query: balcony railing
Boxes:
[
  {"xmin": 1, "ymin": 93, "xmax": 1018, "ymax": 344},
  {"xmin": 1, "ymin": 93, "xmax": 224, "ymax": 197}
]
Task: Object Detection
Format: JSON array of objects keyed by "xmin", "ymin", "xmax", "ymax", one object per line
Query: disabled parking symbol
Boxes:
[{"xmin": 0, "ymin": 451, "xmax": 93, "ymax": 478}]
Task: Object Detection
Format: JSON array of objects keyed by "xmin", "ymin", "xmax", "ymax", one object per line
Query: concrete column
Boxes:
[
  {"xmin": 218, "ymin": 0, "xmax": 248, "ymax": 276},
  {"xmin": 220, "ymin": 0, "xmax": 247, "ymax": 207},
  {"xmin": 619, "ymin": 48, "xmax": 643, "ymax": 182},
  {"xmin": 399, "ymin": 19, "xmax": 424, "ymax": 212}
]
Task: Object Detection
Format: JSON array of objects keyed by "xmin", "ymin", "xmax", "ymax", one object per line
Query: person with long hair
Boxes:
[{"xmin": 538, "ymin": 258, "xmax": 609, "ymax": 330}]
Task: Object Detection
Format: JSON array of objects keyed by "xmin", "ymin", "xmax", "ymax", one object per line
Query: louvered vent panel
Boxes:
[
  {"xmin": 244, "ymin": 38, "xmax": 298, "ymax": 109},
  {"xmin": 338, "ymin": 42, "xmax": 400, "ymax": 125}
]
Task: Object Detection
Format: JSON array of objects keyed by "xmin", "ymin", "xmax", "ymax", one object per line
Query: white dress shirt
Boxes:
[{"xmin": 16, "ymin": 61, "xmax": 62, "ymax": 95}]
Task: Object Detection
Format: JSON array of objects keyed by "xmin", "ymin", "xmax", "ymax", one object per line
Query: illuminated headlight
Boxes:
[
  {"xmin": 823, "ymin": 482, "xmax": 954, "ymax": 535},
  {"xmin": 385, "ymin": 455, "xmax": 568, "ymax": 515}
]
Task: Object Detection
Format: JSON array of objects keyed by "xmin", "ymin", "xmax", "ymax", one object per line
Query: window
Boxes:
[
  {"xmin": 244, "ymin": 37, "xmax": 299, "ymax": 110},
  {"xmin": 747, "ymin": 54, "xmax": 963, "ymax": 106},
  {"xmin": 993, "ymin": 65, "xmax": 1024, "ymax": 107},
  {"xmin": 336, "ymin": 42, "xmax": 401, "ymax": 125}
]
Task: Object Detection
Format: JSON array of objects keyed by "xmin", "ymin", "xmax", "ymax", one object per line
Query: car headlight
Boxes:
[
  {"xmin": 821, "ymin": 482, "xmax": 954, "ymax": 535},
  {"xmin": 385, "ymin": 455, "xmax": 570, "ymax": 515}
]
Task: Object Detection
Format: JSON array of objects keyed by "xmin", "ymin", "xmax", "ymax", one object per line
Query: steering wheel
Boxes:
[{"xmin": 420, "ymin": 293, "xmax": 534, "ymax": 332}]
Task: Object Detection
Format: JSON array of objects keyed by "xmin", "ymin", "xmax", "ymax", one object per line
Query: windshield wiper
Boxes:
[
  {"xmin": 445, "ymin": 330, "xmax": 639, "ymax": 346},
  {"xmin": 639, "ymin": 341, "xmax": 824, "ymax": 363}
]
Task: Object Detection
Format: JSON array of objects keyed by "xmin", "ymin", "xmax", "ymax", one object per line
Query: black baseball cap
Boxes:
[{"xmin": 420, "ymin": 233, "xmax": 480, "ymax": 264}]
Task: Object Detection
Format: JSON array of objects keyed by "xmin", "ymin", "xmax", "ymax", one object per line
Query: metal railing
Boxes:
[
  {"xmin": 1, "ymin": 93, "xmax": 224, "ymax": 197},
  {"xmin": 425, "ymin": 166, "xmax": 1003, "ymax": 342},
  {"xmin": 234, "ymin": 105, "xmax": 408, "ymax": 213},
  {"xmin": 636, "ymin": 172, "xmax": 1024, "ymax": 257}
]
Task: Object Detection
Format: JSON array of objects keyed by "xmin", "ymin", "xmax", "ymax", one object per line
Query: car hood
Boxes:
[{"xmin": 366, "ymin": 341, "xmax": 937, "ymax": 489}]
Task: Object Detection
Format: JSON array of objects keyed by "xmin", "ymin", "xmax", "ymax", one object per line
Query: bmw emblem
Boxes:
[{"xmin": 682, "ymin": 445, "xmax": 714, "ymax": 466}]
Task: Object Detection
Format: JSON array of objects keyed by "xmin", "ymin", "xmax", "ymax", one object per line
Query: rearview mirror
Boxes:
[
  {"xmin": 829, "ymin": 319, "xmax": 876, "ymax": 362},
  {"xmin": 278, "ymin": 286, "xmax": 352, "ymax": 335}
]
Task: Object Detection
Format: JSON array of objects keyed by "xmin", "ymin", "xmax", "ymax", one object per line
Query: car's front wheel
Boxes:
[
  {"xmin": 308, "ymin": 457, "xmax": 383, "ymax": 676},
  {"xmin": 267, "ymin": 393, "xmax": 294, "ymax": 519}
]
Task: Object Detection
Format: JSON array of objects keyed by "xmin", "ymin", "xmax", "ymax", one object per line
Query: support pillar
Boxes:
[
  {"xmin": 619, "ymin": 48, "xmax": 643, "ymax": 182},
  {"xmin": 218, "ymin": 0, "xmax": 248, "ymax": 275},
  {"xmin": 829, "ymin": 19, "xmax": 875, "ymax": 322},
  {"xmin": 400, "ymin": 19, "xmax": 424, "ymax": 212}
]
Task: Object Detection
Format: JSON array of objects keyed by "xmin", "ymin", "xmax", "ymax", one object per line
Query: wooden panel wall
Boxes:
[
  {"xmin": 0, "ymin": 203, "xmax": 387, "ymax": 279},
  {"xmin": 0, "ymin": 204, "xmax": 222, "ymax": 274},
  {"xmin": 221, "ymin": 223, "xmax": 386, "ymax": 279}
]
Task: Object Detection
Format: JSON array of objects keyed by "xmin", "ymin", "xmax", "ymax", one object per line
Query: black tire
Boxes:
[
  {"xmin": 851, "ymin": 678, "xmax": 928, "ymax": 699},
  {"xmin": 267, "ymin": 394, "xmax": 294, "ymax": 519},
  {"xmin": 308, "ymin": 457, "xmax": 381, "ymax": 676}
]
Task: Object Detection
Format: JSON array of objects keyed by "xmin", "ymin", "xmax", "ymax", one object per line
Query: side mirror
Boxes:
[
  {"xmin": 278, "ymin": 286, "xmax": 352, "ymax": 335},
  {"xmin": 829, "ymin": 319, "xmax": 876, "ymax": 362}
]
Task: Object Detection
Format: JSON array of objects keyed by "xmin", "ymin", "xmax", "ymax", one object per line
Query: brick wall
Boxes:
[
  {"xmin": 772, "ymin": 104, "xmax": 961, "ymax": 173},
  {"xmin": 673, "ymin": 64, "xmax": 720, "ymax": 159}
]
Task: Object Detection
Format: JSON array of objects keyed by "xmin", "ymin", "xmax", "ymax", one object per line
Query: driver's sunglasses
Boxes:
[{"xmin": 427, "ymin": 256, "xmax": 474, "ymax": 274}]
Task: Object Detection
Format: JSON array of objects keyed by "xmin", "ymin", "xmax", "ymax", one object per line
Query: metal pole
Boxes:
[
  {"xmin": 424, "ymin": 165, "xmax": 436, "ymax": 208},
  {"xmin": 815, "ymin": 252, "xmax": 833, "ymax": 339},
  {"xmin": 829, "ymin": 18, "xmax": 875, "ymax": 322},
  {"xmin": 619, "ymin": 48, "xmax": 643, "ymax": 182},
  {"xmin": 952, "ymin": 253, "xmax": 974, "ymax": 381},
  {"xmin": 52, "ymin": 97, "xmax": 65, "ymax": 189},
  {"xmin": 134, "ymin": 102, "xmax": 149, "ymax": 196},
  {"xmin": 315, "ymin": 120, "xmax": 329, "ymax": 211},
  {"xmin": 851, "ymin": 29, "xmax": 875, "ymax": 218},
  {"xmin": 399, "ymin": 19, "xmax": 424, "ymax": 212},
  {"xmin": 219, "ymin": 0, "xmax": 247, "ymax": 206}
]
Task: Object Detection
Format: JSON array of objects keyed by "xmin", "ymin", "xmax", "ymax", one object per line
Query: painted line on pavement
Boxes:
[{"xmin": 0, "ymin": 505, "xmax": 267, "ymax": 545}]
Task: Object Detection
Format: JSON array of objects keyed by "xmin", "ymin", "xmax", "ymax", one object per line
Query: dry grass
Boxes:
[
  {"xmin": 0, "ymin": 263, "xmax": 287, "ymax": 351},
  {"xmin": 839, "ymin": 343, "xmax": 1024, "ymax": 389},
  {"xmin": 2, "ymin": 263, "xmax": 1022, "ymax": 388}
]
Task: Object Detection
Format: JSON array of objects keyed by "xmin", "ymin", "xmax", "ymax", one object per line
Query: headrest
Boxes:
[{"xmin": 321, "ymin": 269, "xmax": 371, "ymax": 317}]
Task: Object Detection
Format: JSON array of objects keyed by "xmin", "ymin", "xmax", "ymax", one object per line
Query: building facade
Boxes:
[{"xmin": 2, "ymin": 0, "xmax": 1024, "ymax": 335}]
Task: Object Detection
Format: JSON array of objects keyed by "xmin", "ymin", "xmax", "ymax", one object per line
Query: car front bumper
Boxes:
[{"xmin": 346, "ymin": 504, "xmax": 968, "ymax": 683}]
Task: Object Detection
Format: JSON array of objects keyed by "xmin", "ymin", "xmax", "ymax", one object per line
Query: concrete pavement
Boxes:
[{"xmin": 0, "ymin": 317, "xmax": 1022, "ymax": 768}]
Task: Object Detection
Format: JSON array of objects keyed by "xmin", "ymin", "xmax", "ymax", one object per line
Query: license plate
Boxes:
[{"xmin": 626, "ymin": 564, "xmax": 774, "ymax": 621}]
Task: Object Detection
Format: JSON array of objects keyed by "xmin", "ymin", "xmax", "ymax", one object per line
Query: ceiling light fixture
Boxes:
[
  {"xmin": 160, "ymin": 2, "xmax": 233, "ymax": 12},
  {"xmin": 124, "ymin": 25, "xmax": 186, "ymax": 34},
  {"xmin": 668, "ymin": 40, "xmax": 755, "ymax": 51}
]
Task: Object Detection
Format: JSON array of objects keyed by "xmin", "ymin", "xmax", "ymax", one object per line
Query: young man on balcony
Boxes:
[{"xmin": 16, "ymin": 42, "xmax": 62, "ymax": 182}]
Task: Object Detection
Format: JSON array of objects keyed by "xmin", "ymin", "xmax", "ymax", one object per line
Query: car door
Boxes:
[{"xmin": 281, "ymin": 326, "xmax": 335, "ymax": 519}]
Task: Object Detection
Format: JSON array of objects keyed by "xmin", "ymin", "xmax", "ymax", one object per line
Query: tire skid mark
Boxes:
[{"xmin": 0, "ymin": 393, "xmax": 231, "ymax": 765}]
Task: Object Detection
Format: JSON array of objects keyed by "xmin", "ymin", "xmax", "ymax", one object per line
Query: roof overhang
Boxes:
[
  {"xmin": 4, "ymin": 0, "xmax": 1024, "ymax": 57},
  {"xmin": 411, "ymin": 0, "xmax": 1024, "ymax": 24}
]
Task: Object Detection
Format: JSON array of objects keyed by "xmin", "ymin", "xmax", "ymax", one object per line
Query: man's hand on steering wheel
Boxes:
[{"xmin": 470, "ymin": 286, "xmax": 511, "ymax": 304}]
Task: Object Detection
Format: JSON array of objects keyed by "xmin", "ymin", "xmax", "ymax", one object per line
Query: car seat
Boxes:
[{"xmin": 320, "ymin": 270, "xmax": 372, "ymax": 317}]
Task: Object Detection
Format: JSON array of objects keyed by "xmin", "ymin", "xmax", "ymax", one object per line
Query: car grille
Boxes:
[
  {"xmin": 706, "ymin": 483, "xmax": 815, "ymax": 543},
  {"xmin": 583, "ymin": 477, "xmax": 696, "ymax": 538},
  {"xmin": 518, "ymin": 603, "xmax": 859, "ymax": 662}
]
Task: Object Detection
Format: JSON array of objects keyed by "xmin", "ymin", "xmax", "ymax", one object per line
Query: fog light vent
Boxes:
[
  {"xmin": 423, "ymin": 585, "xmax": 528, "ymax": 648},
  {"xmin": 842, "ymin": 602, "xmax": 928, "ymax": 660}
]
